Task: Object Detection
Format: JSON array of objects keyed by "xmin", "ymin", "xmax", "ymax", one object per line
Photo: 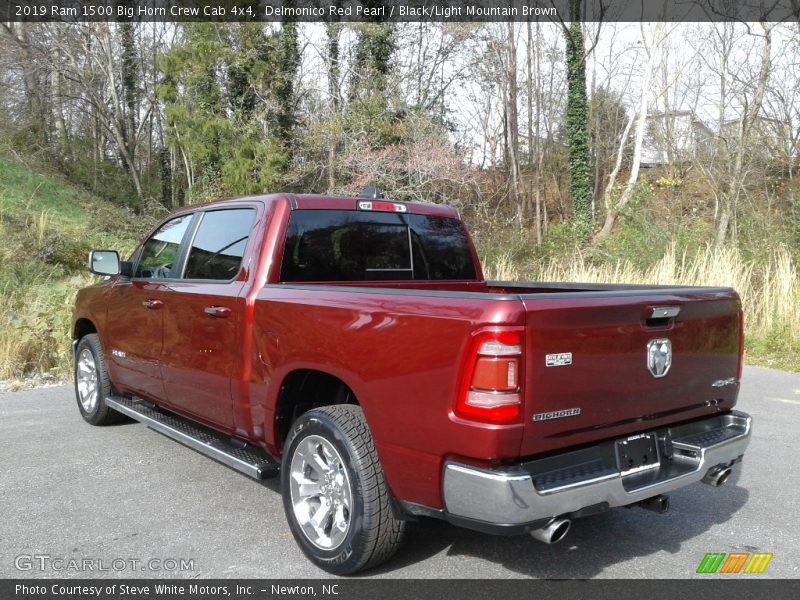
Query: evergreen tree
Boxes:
[{"xmin": 159, "ymin": 23, "xmax": 294, "ymax": 199}]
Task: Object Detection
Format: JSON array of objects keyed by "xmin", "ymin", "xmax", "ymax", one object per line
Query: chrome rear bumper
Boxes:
[{"xmin": 443, "ymin": 410, "xmax": 751, "ymax": 529}]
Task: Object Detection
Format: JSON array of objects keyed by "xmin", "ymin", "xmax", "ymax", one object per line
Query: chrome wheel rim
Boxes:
[
  {"xmin": 76, "ymin": 348, "xmax": 99, "ymax": 413},
  {"xmin": 289, "ymin": 434, "xmax": 353, "ymax": 550}
]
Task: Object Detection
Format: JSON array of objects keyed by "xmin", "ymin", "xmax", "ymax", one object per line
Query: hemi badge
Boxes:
[
  {"xmin": 534, "ymin": 408, "xmax": 581, "ymax": 422},
  {"xmin": 546, "ymin": 352, "xmax": 572, "ymax": 367}
]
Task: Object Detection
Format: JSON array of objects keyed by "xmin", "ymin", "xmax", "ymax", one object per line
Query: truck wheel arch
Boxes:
[
  {"xmin": 73, "ymin": 318, "xmax": 97, "ymax": 342},
  {"xmin": 274, "ymin": 369, "xmax": 361, "ymax": 451}
]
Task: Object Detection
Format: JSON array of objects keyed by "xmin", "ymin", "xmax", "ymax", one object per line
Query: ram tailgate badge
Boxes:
[{"xmin": 647, "ymin": 338, "xmax": 672, "ymax": 378}]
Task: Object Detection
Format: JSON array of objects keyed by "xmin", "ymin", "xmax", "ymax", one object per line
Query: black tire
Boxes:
[
  {"xmin": 281, "ymin": 405, "xmax": 405, "ymax": 575},
  {"xmin": 73, "ymin": 334, "xmax": 123, "ymax": 426}
]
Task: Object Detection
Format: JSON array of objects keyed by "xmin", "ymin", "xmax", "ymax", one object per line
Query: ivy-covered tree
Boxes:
[
  {"xmin": 119, "ymin": 23, "xmax": 138, "ymax": 168},
  {"xmin": 563, "ymin": 1, "xmax": 593, "ymax": 238},
  {"xmin": 275, "ymin": 20, "xmax": 300, "ymax": 158},
  {"xmin": 347, "ymin": 15, "xmax": 398, "ymax": 148}
]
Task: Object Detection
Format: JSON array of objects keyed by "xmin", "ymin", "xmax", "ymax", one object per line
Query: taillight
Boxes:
[
  {"xmin": 737, "ymin": 309, "xmax": 744, "ymax": 380},
  {"xmin": 455, "ymin": 328, "xmax": 523, "ymax": 423}
]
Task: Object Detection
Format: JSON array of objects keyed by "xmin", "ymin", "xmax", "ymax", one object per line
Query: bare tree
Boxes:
[
  {"xmin": 46, "ymin": 23, "xmax": 158, "ymax": 197},
  {"xmin": 504, "ymin": 22, "xmax": 522, "ymax": 227},
  {"xmin": 526, "ymin": 20, "xmax": 542, "ymax": 244},
  {"xmin": 693, "ymin": 20, "xmax": 774, "ymax": 245},
  {"xmin": 326, "ymin": 21, "xmax": 343, "ymax": 192},
  {"xmin": 594, "ymin": 22, "xmax": 665, "ymax": 244},
  {"xmin": 1, "ymin": 23, "xmax": 52, "ymax": 152}
]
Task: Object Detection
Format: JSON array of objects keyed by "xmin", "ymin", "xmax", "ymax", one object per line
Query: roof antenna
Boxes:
[{"xmin": 357, "ymin": 186, "xmax": 383, "ymax": 199}]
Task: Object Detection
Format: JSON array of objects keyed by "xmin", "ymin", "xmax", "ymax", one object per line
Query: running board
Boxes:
[{"xmin": 105, "ymin": 396, "xmax": 279, "ymax": 479}]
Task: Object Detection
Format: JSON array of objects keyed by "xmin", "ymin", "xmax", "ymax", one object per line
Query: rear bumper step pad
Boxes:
[{"xmin": 442, "ymin": 410, "xmax": 751, "ymax": 527}]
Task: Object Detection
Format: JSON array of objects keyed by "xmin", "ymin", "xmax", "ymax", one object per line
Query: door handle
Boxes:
[
  {"xmin": 142, "ymin": 299, "xmax": 163, "ymax": 310},
  {"xmin": 204, "ymin": 306, "xmax": 232, "ymax": 318}
]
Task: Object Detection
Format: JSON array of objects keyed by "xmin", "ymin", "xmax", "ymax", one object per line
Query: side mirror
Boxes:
[{"xmin": 88, "ymin": 250, "xmax": 121, "ymax": 276}]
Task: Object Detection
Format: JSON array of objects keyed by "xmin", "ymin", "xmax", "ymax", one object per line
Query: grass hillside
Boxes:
[{"xmin": 0, "ymin": 153, "xmax": 156, "ymax": 383}]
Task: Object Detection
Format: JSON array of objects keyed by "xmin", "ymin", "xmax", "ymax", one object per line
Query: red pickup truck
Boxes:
[{"xmin": 72, "ymin": 193, "xmax": 752, "ymax": 574}]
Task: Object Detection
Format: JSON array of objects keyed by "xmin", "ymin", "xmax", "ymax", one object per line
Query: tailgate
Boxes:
[{"xmin": 519, "ymin": 289, "xmax": 742, "ymax": 456}]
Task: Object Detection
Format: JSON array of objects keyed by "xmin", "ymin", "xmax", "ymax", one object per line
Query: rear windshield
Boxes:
[{"xmin": 279, "ymin": 210, "xmax": 476, "ymax": 282}]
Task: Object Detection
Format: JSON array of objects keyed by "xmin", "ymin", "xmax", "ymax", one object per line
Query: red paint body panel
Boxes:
[
  {"xmin": 72, "ymin": 194, "xmax": 743, "ymax": 511},
  {"xmin": 104, "ymin": 280, "xmax": 167, "ymax": 401},
  {"xmin": 249, "ymin": 286, "xmax": 527, "ymax": 507},
  {"xmin": 518, "ymin": 292, "xmax": 740, "ymax": 456},
  {"xmin": 159, "ymin": 280, "xmax": 245, "ymax": 427}
]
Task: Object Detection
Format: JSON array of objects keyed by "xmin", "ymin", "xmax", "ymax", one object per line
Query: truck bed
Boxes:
[{"xmin": 277, "ymin": 278, "xmax": 733, "ymax": 296}]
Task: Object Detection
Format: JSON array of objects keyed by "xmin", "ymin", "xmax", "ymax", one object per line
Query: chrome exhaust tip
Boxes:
[
  {"xmin": 530, "ymin": 518, "xmax": 571, "ymax": 544},
  {"xmin": 702, "ymin": 465, "xmax": 733, "ymax": 487}
]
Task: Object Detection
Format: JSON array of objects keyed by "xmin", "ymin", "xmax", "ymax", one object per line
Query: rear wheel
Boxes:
[
  {"xmin": 281, "ymin": 405, "xmax": 405, "ymax": 575},
  {"xmin": 74, "ymin": 334, "xmax": 123, "ymax": 425}
]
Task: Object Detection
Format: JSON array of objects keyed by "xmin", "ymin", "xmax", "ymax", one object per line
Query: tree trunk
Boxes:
[
  {"xmin": 715, "ymin": 22, "xmax": 772, "ymax": 247},
  {"xmin": 594, "ymin": 23, "xmax": 664, "ymax": 245},
  {"xmin": 562, "ymin": 2, "xmax": 592, "ymax": 234},
  {"xmin": 3, "ymin": 24, "xmax": 48, "ymax": 147},
  {"xmin": 505, "ymin": 22, "xmax": 522, "ymax": 227},
  {"xmin": 326, "ymin": 22, "xmax": 341, "ymax": 193},
  {"xmin": 120, "ymin": 23, "xmax": 139, "ymax": 164},
  {"xmin": 50, "ymin": 68, "xmax": 67, "ymax": 158},
  {"xmin": 526, "ymin": 21, "xmax": 542, "ymax": 244}
]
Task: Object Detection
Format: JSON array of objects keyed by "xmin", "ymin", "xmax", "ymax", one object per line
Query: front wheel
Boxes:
[
  {"xmin": 281, "ymin": 405, "xmax": 405, "ymax": 575},
  {"xmin": 74, "ymin": 334, "xmax": 123, "ymax": 426}
]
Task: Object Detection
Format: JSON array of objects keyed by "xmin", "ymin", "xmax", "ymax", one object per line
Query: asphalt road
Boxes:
[{"xmin": 1, "ymin": 365, "xmax": 798, "ymax": 579}]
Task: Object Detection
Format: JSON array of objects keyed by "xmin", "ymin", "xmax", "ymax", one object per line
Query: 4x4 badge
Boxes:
[{"xmin": 647, "ymin": 339, "xmax": 672, "ymax": 378}]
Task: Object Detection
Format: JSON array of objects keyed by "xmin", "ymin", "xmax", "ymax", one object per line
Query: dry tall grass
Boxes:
[
  {"xmin": 0, "ymin": 275, "xmax": 92, "ymax": 381},
  {"xmin": 0, "ymin": 245, "xmax": 796, "ymax": 383},
  {"xmin": 484, "ymin": 244, "xmax": 800, "ymax": 367}
]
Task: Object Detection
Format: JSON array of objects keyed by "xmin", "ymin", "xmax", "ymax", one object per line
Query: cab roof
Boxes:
[{"xmin": 174, "ymin": 193, "xmax": 460, "ymax": 219}]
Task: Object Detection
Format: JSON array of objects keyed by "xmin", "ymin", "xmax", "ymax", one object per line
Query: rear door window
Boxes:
[
  {"xmin": 183, "ymin": 208, "xmax": 257, "ymax": 280},
  {"xmin": 279, "ymin": 210, "xmax": 475, "ymax": 282}
]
